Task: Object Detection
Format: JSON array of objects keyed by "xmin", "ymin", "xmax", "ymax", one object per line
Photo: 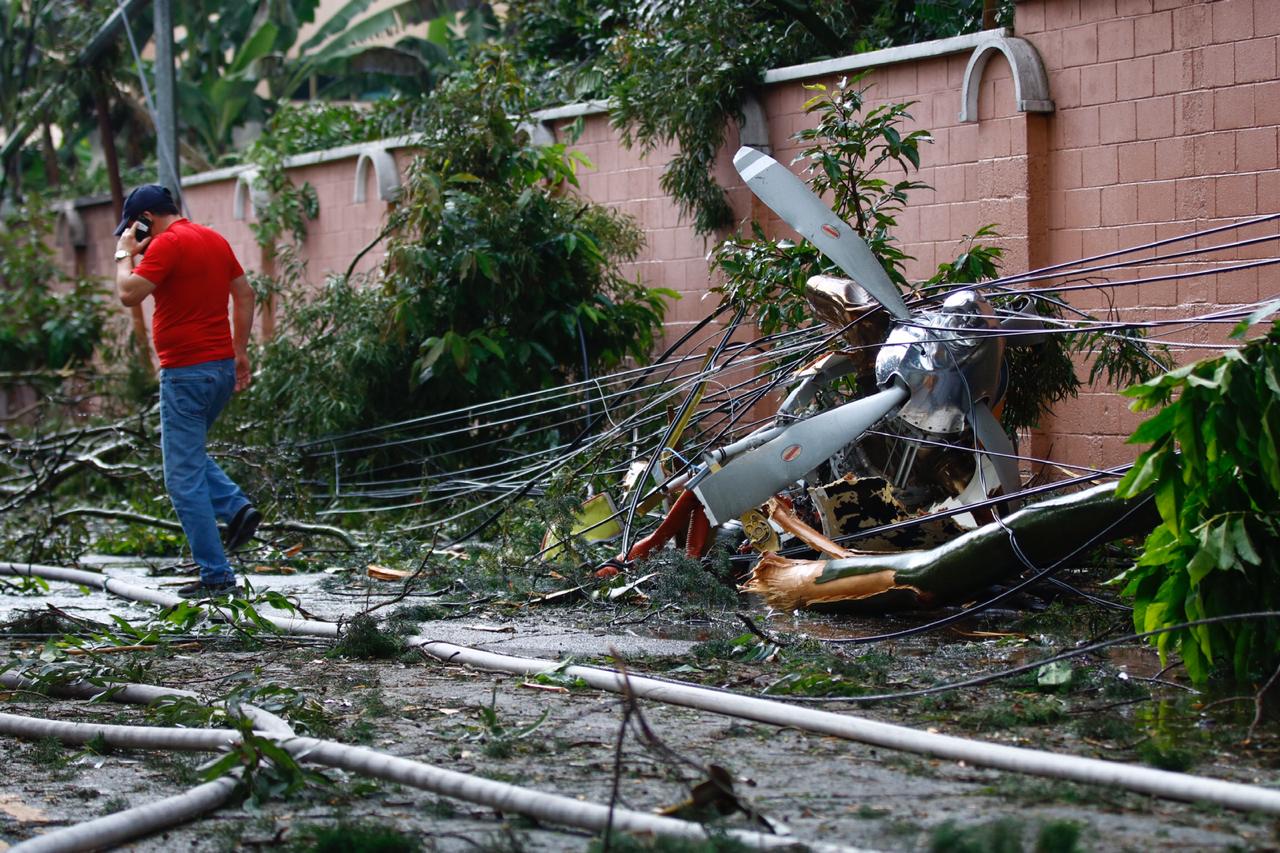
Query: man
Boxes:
[{"xmin": 113, "ymin": 184, "xmax": 261, "ymax": 598}]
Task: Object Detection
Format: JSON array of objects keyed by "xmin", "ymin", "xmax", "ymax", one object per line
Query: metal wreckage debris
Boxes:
[{"xmin": 536, "ymin": 146, "xmax": 1277, "ymax": 611}]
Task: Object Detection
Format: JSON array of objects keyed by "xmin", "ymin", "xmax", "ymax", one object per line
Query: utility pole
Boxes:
[{"xmin": 153, "ymin": 0, "xmax": 180, "ymax": 204}]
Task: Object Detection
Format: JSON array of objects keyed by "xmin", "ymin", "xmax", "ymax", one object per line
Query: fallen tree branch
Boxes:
[
  {"xmin": 12, "ymin": 562, "xmax": 1280, "ymax": 816},
  {"xmin": 46, "ymin": 507, "xmax": 360, "ymax": 549},
  {"xmin": 0, "ymin": 711, "xmax": 859, "ymax": 853}
]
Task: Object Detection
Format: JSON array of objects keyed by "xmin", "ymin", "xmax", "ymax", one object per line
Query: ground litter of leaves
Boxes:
[{"xmin": 2, "ymin": 559, "xmax": 1279, "ymax": 852}]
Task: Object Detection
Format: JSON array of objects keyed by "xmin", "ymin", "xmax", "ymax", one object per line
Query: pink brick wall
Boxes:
[
  {"xmin": 64, "ymin": 0, "xmax": 1278, "ymax": 470},
  {"xmin": 1017, "ymin": 0, "xmax": 1279, "ymax": 462}
]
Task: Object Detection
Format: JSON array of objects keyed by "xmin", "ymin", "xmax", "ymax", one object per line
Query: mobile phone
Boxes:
[{"xmin": 134, "ymin": 215, "xmax": 152, "ymax": 239}]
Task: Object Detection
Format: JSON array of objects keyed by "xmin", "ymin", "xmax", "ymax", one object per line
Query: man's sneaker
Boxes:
[
  {"xmin": 224, "ymin": 504, "xmax": 261, "ymax": 552},
  {"xmin": 178, "ymin": 579, "xmax": 241, "ymax": 599}
]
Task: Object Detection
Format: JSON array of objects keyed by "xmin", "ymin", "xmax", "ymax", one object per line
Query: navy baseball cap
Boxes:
[{"xmin": 113, "ymin": 184, "xmax": 179, "ymax": 235}]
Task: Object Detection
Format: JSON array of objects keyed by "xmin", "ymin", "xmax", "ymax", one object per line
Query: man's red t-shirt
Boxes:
[{"xmin": 132, "ymin": 219, "xmax": 245, "ymax": 369}]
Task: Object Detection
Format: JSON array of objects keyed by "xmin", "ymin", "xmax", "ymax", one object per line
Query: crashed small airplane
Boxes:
[{"xmin": 568, "ymin": 146, "xmax": 1156, "ymax": 611}]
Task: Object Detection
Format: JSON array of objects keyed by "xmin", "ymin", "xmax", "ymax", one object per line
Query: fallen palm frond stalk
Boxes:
[
  {"xmin": 0, "ymin": 562, "xmax": 337, "ymax": 638},
  {"xmin": 409, "ymin": 639, "xmax": 1280, "ymax": 815},
  {"xmin": 63, "ymin": 642, "xmax": 201, "ymax": 655},
  {"xmin": 0, "ymin": 671, "xmax": 295, "ymax": 737},
  {"xmin": 0, "ymin": 712, "xmax": 864, "ymax": 853},
  {"xmin": 10, "ymin": 777, "xmax": 238, "ymax": 853},
  {"xmin": 8, "ymin": 563, "xmax": 1280, "ymax": 815},
  {"xmin": 49, "ymin": 507, "xmax": 359, "ymax": 548}
]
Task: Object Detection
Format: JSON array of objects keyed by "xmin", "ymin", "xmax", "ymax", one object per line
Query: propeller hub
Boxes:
[{"xmin": 874, "ymin": 290, "xmax": 1005, "ymax": 434}]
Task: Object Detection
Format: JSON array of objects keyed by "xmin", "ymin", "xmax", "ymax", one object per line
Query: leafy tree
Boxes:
[
  {"xmin": 0, "ymin": 201, "xmax": 105, "ymax": 372},
  {"xmin": 1115, "ymin": 310, "xmax": 1280, "ymax": 685},
  {"xmin": 239, "ymin": 51, "xmax": 672, "ymax": 443},
  {"xmin": 508, "ymin": 0, "xmax": 1004, "ymax": 235}
]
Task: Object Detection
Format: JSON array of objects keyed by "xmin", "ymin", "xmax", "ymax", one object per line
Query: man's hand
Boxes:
[
  {"xmin": 116, "ymin": 221, "xmax": 151, "ymax": 257},
  {"xmin": 234, "ymin": 350, "xmax": 252, "ymax": 393}
]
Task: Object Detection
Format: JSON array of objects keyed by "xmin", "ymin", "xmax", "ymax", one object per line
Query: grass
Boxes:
[
  {"xmin": 586, "ymin": 833, "xmax": 754, "ymax": 852},
  {"xmin": 329, "ymin": 614, "xmax": 406, "ymax": 659},
  {"xmin": 642, "ymin": 550, "xmax": 740, "ymax": 610},
  {"xmin": 286, "ymin": 820, "xmax": 422, "ymax": 852},
  {"xmin": 951, "ymin": 694, "xmax": 1066, "ymax": 732},
  {"xmin": 929, "ymin": 818, "xmax": 1084, "ymax": 853}
]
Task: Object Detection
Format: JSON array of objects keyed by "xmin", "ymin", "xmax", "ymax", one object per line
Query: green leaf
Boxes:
[
  {"xmin": 1231, "ymin": 517, "xmax": 1261, "ymax": 565},
  {"xmin": 228, "ymin": 21, "xmax": 281, "ymax": 76},
  {"xmin": 1116, "ymin": 447, "xmax": 1162, "ymax": 498},
  {"xmin": 1127, "ymin": 404, "xmax": 1177, "ymax": 445},
  {"xmin": 1036, "ymin": 660, "xmax": 1073, "ymax": 689}
]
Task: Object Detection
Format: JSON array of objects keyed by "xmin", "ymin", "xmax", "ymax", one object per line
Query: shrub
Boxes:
[{"xmin": 1115, "ymin": 313, "xmax": 1280, "ymax": 684}]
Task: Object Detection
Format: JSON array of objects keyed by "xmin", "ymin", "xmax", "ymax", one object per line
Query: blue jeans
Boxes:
[{"xmin": 159, "ymin": 358, "xmax": 250, "ymax": 585}]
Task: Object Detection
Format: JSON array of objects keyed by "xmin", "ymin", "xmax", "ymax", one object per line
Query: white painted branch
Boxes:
[
  {"xmin": 0, "ymin": 672, "xmax": 294, "ymax": 738},
  {"xmin": 13, "ymin": 562, "xmax": 1280, "ymax": 816},
  {"xmin": 10, "ymin": 777, "xmax": 238, "ymax": 853},
  {"xmin": 0, "ymin": 562, "xmax": 338, "ymax": 638},
  {"xmin": 0, "ymin": 713, "xmax": 866, "ymax": 853},
  {"xmin": 410, "ymin": 640, "xmax": 1280, "ymax": 815}
]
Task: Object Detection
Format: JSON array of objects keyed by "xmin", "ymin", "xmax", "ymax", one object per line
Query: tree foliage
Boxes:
[
  {"xmin": 0, "ymin": 201, "xmax": 104, "ymax": 372},
  {"xmin": 508, "ymin": 0, "xmax": 1005, "ymax": 235},
  {"xmin": 382, "ymin": 51, "xmax": 672, "ymax": 412},
  {"xmin": 714, "ymin": 78, "xmax": 1166, "ymax": 436},
  {"xmin": 1115, "ymin": 312, "xmax": 1280, "ymax": 685},
  {"xmin": 238, "ymin": 52, "xmax": 672, "ymax": 443}
]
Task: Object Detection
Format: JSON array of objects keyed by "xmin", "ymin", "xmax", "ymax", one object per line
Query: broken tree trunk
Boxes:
[{"xmin": 742, "ymin": 482, "xmax": 1157, "ymax": 611}]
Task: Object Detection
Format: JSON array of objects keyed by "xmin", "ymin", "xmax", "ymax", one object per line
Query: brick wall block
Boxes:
[
  {"xmin": 1136, "ymin": 180, "xmax": 1176, "ymax": 220},
  {"xmin": 1061, "ymin": 187, "xmax": 1103, "ymax": 227},
  {"xmin": 1098, "ymin": 18, "xmax": 1136, "ymax": 61},
  {"xmin": 1193, "ymin": 132, "xmax": 1238, "ymax": 175},
  {"xmin": 1116, "ymin": 140, "xmax": 1155, "ymax": 182},
  {"xmin": 1062, "ymin": 24, "xmax": 1101, "ymax": 67},
  {"xmin": 1101, "ymin": 184, "xmax": 1138, "ymax": 224},
  {"xmin": 1174, "ymin": 176, "xmax": 1216, "ymax": 219},
  {"xmin": 1258, "ymin": 0, "xmax": 1280, "ymax": 37},
  {"xmin": 1215, "ymin": 174, "xmax": 1258, "ymax": 216},
  {"xmin": 1196, "ymin": 42, "xmax": 1236, "ymax": 88},
  {"xmin": 1081, "ymin": 146, "xmax": 1119, "ymax": 186},
  {"xmin": 1153, "ymin": 136, "xmax": 1195, "ymax": 179},
  {"xmin": 1050, "ymin": 147, "xmax": 1084, "ymax": 189},
  {"xmin": 1217, "ymin": 267, "xmax": 1260, "ymax": 304},
  {"xmin": 1115, "ymin": 56, "xmax": 1155, "ymax": 99},
  {"xmin": 1134, "ymin": 10, "xmax": 1173, "ymax": 55},
  {"xmin": 1054, "ymin": 106, "xmax": 1102, "ymax": 148},
  {"xmin": 1135, "ymin": 94, "xmax": 1175, "ymax": 139},
  {"xmin": 1211, "ymin": 0, "xmax": 1255, "ymax": 43},
  {"xmin": 1081, "ymin": 62, "xmax": 1119, "ymax": 104},
  {"xmin": 1153, "ymin": 50, "xmax": 1195, "ymax": 95},
  {"xmin": 1116, "ymin": 0, "xmax": 1154, "ymax": 14},
  {"xmin": 1099, "ymin": 100, "xmax": 1138, "ymax": 143},
  {"xmin": 1172, "ymin": 3, "xmax": 1211, "ymax": 49},
  {"xmin": 1173, "ymin": 90, "xmax": 1213, "ymax": 135},
  {"xmin": 1236, "ymin": 36, "xmax": 1279, "ymax": 84},
  {"xmin": 1214, "ymin": 85, "xmax": 1256, "ymax": 130},
  {"xmin": 1081, "ymin": 0, "xmax": 1120, "ymax": 24},
  {"xmin": 1237, "ymin": 126, "xmax": 1279, "ymax": 172},
  {"xmin": 1045, "ymin": 0, "xmax": 1084, "ymax": 31}
]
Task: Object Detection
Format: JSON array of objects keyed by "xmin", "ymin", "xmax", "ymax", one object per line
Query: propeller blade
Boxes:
[
  {"xmin": 692, "ymin": 382, "xmax": 909, "ymax": 527},
  {"xmin": 970, "ymin": 401, "xmax": 1022, "ymax": 509},
  {"xmin": 734, "ymin": 146, "xmax": 912, "ymax": 321}
]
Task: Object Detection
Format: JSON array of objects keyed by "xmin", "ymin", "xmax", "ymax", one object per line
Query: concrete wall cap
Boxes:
[
  {"xmin": 54, "ymin": 201, "xmax": 87, "ymax": 248},
  {"xmin": 233, "ymin": 169, "xmax": 267, "ymax": 221},
  {"xmin": 353, "ymin": 145, "xmax": 402, "ymax": 204},
  {"xmin": 958, "ymin": 35, "xmax": 1055, "ymax": 123}
]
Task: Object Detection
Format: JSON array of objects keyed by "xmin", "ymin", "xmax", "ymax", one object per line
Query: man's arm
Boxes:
[
  {"xmin": 115, "ymin": 224, "xmax": 156, "ymax": 307},
  {"xmin": 229, "ymin": 274, "xmax": 256, "ymax": 392}
]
